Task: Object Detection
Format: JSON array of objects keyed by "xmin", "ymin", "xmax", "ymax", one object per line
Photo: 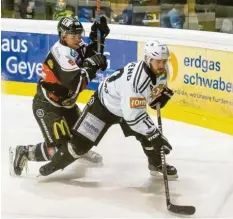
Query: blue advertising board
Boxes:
[{"xmin": 1, "ymin": 31, "xmax": 137, "ymax": 91}]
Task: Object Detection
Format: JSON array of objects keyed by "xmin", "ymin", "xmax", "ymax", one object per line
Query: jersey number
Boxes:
[
  {"xmin": 107, "ymin": 68, "xmax": 124, "ymax": 83},
  {"xmin": 143, "ymin": 117, "xmax": 154, "ymax": 129}
]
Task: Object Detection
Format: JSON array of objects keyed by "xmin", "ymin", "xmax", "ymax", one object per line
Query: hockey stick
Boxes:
[
  {"xmin": 96, "ymin": 0, "xmax": 101, "ymax": 53},
  {"xmin": 156, "ymin": 103, "xmax": 196, "ymax": 215}
]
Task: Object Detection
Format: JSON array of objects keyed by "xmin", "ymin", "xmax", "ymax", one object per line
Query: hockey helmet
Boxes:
[
  {"xmin": 144, "ymin": 40, "xmax": 170, "ymax": 66},
  {"xmin": 57, "ymin": 17, "xmax": 84, "ymax": 37}
]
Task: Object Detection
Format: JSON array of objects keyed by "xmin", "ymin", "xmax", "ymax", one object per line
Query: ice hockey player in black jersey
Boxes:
[
  {"xmin": 10, "ymin": 16, "xmax": 110, "ymax": 176},
  {"xmin": 38, "ymin": 40, "xmax": 178, "ymax": 179}
]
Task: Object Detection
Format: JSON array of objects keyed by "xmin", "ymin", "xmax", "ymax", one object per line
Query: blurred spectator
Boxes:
[
  {"xmin": 53, "ymin": 0, "xmax": 74, "ymax": 21},
  {"xmin": 14, "ymin": 0, "xmax": 35, "ymax": 19},
  {"xmin": 160, "ymin": 7, "xmax": 185, "ymax": 28},
  {"xmin": 118, "ymin": 3, "xmax": 133, "ymax": 25},
  {"xmin": 116, "ymin": 0, "xmax": 150, "ymax": 25},
  {"xmin": 78, "ymin": 8, "xmax": 93, "ymax": 23},
  {"xmin": 160, "ymin": 0, "xmax": 185, "ymax": 29}
]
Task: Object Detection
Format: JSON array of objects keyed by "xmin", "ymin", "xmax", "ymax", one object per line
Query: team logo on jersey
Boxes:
[
  {"xmin": 150, "ymin": 84, "xmax": 165, "ymax": 100},
  {"xmin": 130, "ymin": 97, "xmax": 146, "ymax": 109},
  {"xmin": 70, "ymin": 49, "xmax": 77, "ymax": 58},
  {"xmin": 53, "ymin": 119, "xmax": 71, "ymax": 140},
  {"xmin": 68, "ymin": 59, "xmax": 76, "ymax": 66},
  {"xmin": 36, "ymin": 109, "xmax": 44, "ymax": 118},
  {"xmin": 47, "ymin": 59, "xmax": 54, "ymax": 69}
]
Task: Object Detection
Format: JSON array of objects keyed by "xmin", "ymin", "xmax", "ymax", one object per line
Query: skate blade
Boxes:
[
  {"xmin": 9, "ymin": 147, "xmax": 16, "ymax": 176},
  {"xmin": 150, "ymin": 170, "xmax": 178, "ymax": 180}
]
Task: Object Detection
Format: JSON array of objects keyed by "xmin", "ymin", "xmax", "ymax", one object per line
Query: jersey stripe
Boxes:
[
  {"xmin": 133, "ymin": 61, "xmax": 143, "ymax": 93},
  {"xmin": 126, "ymin": 112, "xmax": 147, "ymax": 126},
  {"xmin": 138, "ymin": 76, "xmax": 150, "ymax": 93}
]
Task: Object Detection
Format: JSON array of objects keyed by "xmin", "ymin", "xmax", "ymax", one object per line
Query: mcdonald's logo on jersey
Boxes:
[{"xmin": 53, "ymin": 119, "xmax": 71, "ymax": 140}]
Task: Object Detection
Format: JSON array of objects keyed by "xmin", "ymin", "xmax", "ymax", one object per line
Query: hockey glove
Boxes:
[
  {"xmin": 83, "ymin": 54, "xmax": 107, "ymax": 79},
  {"xmin": 85, "ymin": 54, "xmax": 107, "ymax": 71},
  {"xmin": 147, "ymin": 129, "xmax": 172, "ymax": 155},
  {"xmin": 149, "ymin": 87, "xmax": 174, "ymax": 109},
  {"xmin": 89, "ymin": 16, "xmax": 110, "ymax": 43}
]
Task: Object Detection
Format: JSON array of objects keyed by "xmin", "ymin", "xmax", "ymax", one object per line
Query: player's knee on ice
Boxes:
[{"xmin": 70, "ymin": 134, "xmax": 94, "ymax": 156}]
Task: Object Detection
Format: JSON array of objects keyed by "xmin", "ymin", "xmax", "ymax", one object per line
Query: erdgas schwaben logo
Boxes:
[
  {"xmin": 168, "ymin": 52, "xmax": 179, "ymax": 82},
  {"xmin": 168, "ymin": 53, "xmax": 232, "ymax": 93},
  {"xmin": 183, "ymin": 56, "xmax": 232, "ymax": 93}
]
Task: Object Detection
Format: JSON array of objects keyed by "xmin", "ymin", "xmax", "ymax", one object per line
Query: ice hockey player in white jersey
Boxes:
[{"xmin": 38, "ymin": 40, "xmax": 178, "ymax": 178}]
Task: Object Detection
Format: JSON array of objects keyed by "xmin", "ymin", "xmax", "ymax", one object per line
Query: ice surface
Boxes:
[{"xmin": 1, "ymin": 94, "xmax": 233, "ymax": 218}]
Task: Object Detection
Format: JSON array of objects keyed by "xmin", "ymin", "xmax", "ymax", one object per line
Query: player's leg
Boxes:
[
  {"xmin": 39, "ymin": 93, "xmax": 120, "ymax": 176},
  {"xmin": 136, "ymin": 134, "xmax": 178, "ymax": 178},
  {"xmin": 10, "ymin": 98, "xmax": 71, "ymax": 175},
  {"xmin": 119, "ymin": 119, "xmax": 178, "ymax": 178},
  {"xmin": 63, "ymin": 104, "xmax": 103, "ymax": 163}
]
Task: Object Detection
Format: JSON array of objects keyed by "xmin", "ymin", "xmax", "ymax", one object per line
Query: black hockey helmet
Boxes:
[{"xmin": 57, "ymin": 17, "xmax": 84, "ymax": 37}]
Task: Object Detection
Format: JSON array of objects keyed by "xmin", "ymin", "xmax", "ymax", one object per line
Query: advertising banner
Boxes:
[
  {"xmin": 1, "ymin": 31, "xmax": 137, "ymax": 91},
  {"xmin": 138, "ymin": 41, "xmax": 233, "ymax": 135}
]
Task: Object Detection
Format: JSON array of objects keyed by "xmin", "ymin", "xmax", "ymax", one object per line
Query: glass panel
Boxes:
[
  {"xmin": 44, "ymin": 0, "xmax": 112, "ymax": 22},
  {"xmin": 1, "ymin": 0, "xmax": 14, "ymax": 18},
  {"xmin": 1, "ymin": 0, "xmax": 46, "ymax": 19},
  {"xmin": 77, "ymin": 0, "xmax": 112, "ymax": 23},
  {"xmin": 110, "ymin": 0, "xmax": 161, "ymax": 26},
  {"xmin": 188, "ymin": 0, "xmax": 216, "ymax": 32},
  {"xmin": 160, "ymin": 0, "xmax": 187, "ymax": 29},
  {"xmin": 1, "ymin": 0, "xmax": 232, "ymax": 34},
  {"xmin": 44, "ymin": 0, "xmax": 76, "ymax": 20},
  {"xmin": 110, "ymin": 0, "xmax": 128, "ymax": 24},
  {"xmin": 34, "ymin": 0, "xmax": 46, "ymax": 19},
  {"xmin": 216, "ymin": 0, "xmax": 233, "ymax": 33}
]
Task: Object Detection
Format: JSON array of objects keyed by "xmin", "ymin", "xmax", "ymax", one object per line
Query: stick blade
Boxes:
[{"xmin": 168, "ymin": 204, "xmax": 196, "ymax": 215}]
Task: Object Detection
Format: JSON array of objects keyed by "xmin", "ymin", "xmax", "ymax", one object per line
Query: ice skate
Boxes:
[
  {"xmin": 9, "ymin": 146, "xmax": 29, "ymax": 176},
  {"xmin": 80, "ymin": 150, "xmax": 103, "ymax": 165},
  {"xmin": 149, "ymin": 163, "xmax": 178, "ymax": 179},
  {"xmin": 39, "ymin": 149, "xmax": 103, "ymax": 176}
]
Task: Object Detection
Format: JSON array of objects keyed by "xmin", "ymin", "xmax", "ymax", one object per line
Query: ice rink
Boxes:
[{"xmin": 1, "ymin": 94, "xmax": 233, "ymax": 218}]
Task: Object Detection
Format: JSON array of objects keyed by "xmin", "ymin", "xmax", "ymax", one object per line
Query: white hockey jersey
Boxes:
[{"xmin": 98, "ymin": 60, "xmax": 169, "ymax": 136}]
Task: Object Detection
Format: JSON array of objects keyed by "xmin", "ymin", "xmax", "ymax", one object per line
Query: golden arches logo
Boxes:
[
  {"xmin": 53, "ymin": 119, "xmax": 71, "ymax": 140},
  {"xmin": 168, "ymin": 52, "xmax": 179, "ymax": 82}
]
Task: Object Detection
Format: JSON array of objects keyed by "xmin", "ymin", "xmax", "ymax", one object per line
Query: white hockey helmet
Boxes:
[{"xmin": 144, "ymin": 40, "xmax": 170, "ymax": 66}]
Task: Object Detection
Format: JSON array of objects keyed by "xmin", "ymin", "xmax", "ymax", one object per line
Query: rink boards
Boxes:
[{"xmin": 1, "ymin": 19, "xmax": 233, "ymax": 135}]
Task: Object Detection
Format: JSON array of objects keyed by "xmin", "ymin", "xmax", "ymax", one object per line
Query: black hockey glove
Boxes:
[
  {"xmin": 147, "ymin": 129, "xmax": 172, "ymax": 155},
  {"xmin": 83, "ymin": 54, "xmax": 107, "ymax": 79},
  {"xmin": 149, "ymin": 87, "xmax": 174, "ymax": 109},
  {"xmin": 89, "ymin": 16, "xmax": 110, "ymax": 43}
]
